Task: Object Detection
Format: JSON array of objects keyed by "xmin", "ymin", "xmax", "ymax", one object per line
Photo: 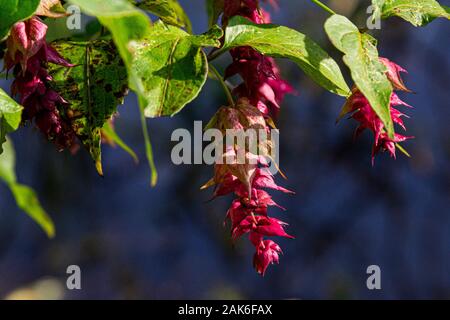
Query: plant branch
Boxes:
[
  {"xmin": 209, "ymin": 63, "xmax": 235, "ymax": 107},
  {"xmin": 139, "ymin": 104, "xmax": 158, "ymax": 187},
  {"xmin": 207, "ymin": 48, "xmax": 226, "ymax": 62},
  {"xmin": 310, "ymin": 0, "xmax": 336, "ymax": 15}
]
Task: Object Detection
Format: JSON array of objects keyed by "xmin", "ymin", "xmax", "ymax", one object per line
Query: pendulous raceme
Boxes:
[{"xmin": 4, "ymin": 16, "xmax": 77, "ymax": 151}]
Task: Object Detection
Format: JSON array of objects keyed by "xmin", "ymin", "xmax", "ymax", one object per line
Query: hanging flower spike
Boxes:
[
  {"xmin": 4, "ymin": 16, "xmax": 77, "ymax": 151},
  {"xmin": 203, "ymin": 0, "xmax": 295, "ymax": 276},
  {"xmin": 341, "ymin": 57, "xmax": 414, "ymax": 164}
]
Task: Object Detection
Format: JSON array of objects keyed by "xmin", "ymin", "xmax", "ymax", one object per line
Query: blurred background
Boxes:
[{"xmin": 0, "ymin": 0, "xmax": 449, "ymax": 299}]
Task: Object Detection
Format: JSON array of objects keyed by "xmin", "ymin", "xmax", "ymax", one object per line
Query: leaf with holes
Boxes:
[
  {"xmin": 68, "ymin": 0, "xmax": 152, "ymax": 110},
  {"xmin": 372, "ymin": 0, "xmax": 450, "ymax": 26},
  {"xmin": 48, "ymin": 40, "xmax": 129, "ymax": 175}
]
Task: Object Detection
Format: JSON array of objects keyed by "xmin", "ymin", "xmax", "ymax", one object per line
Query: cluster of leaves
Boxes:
[{"xmin": 0, "ymin": 0, "xmax": 448, "ymax": 236}]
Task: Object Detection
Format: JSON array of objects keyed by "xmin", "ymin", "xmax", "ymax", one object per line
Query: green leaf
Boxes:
[
  {"xmin": 68, "ymin": 0, "xmax": 152, "ymax": 110},
  {"xmin": 0, "ymin": 0, "xmax": 41, "ymax": 40},
  {"xmin": 206, "ymin": 0, "xmax": 224, "ymax": 28},
  {"xmin": 220, "ymin": 16, "xmax": 351, "ymax": 97},
  {"xmin": 130, "ymin": 21, "xmax": 222, "ymax": 118},
  {"xmin": 190, "ymin": 25, "xmax": 223, "ymax": 48},
  {"xmin": 325, "ymin": 15, "xmax": 394, "ymax": 138},
  {"xmin": 134, "ymin": 0, "xmax": 192, "ymax": 33},
  {"xmin": 0, "ymin": 88, "xmax": 23, "ymax": 155},
  {"xmin": 48, "ymin": 40, "xmax": 129, "ymax": 175},
  {"xmin": 101, "ymin": 121, "xmax": 139, "ymax": 163},
  {"xmin": 0, "ymin": 137, "xmax": 16, "ymax": 185},
  {"xmin": 0, "ymin": 138, "xmax": 55, "ymax": 238},
  {"xmin": 373, "ymin": 0, "xmax": 450, "ymax": 26}
]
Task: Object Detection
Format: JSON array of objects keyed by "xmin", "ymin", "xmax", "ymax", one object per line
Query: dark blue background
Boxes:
[{"xmin": 0, "ymin": 0, "xmax": 449, "ymax": 299}]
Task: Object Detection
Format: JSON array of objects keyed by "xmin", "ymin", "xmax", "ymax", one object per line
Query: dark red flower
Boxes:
[
  {"xmin": 253, "ymin": 240, "xmax": 282, "ymax": 276},
  {"xmin": 4, "ymin": 16, "xmax": 77, "ymax": 151},
  {"xmin": 341, "ymin": 57, "xmax": 414, "ymax": 163},
  {"xmin": 204, "ymin": 1, "xmax": 294, "ymax": 275}
]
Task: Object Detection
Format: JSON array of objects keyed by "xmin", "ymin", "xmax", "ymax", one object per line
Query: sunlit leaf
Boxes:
[
  {"xmin": 0, "ymin": 88, "xmax": 23, "ymax": 155},
  {"xmin": 221, "ymin": 16, "xmax": 351, "ymax": 97},
  {"xmin": 325, "ymin": 15, "xmax": 394, "ymax": 137}
]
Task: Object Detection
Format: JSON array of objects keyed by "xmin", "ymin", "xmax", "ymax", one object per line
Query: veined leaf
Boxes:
[
  {"xmin": 135, "ymin": 0, "xmax": 192, "ymax": 33},
  {"xmin": 0, "ymin": 88, "xmax": 23, "ymax": 155},
  {"xmin": 68, "ymin": 0, "xmax": 152, "ymax": 110},
  {"xmin": 220, "ymin": 16, "xmax": 351, "ymax": 97},
  {"xmin": 67, "ymin": 1, "xmax": 165, "ymax": 185},
  {"xmin": 325, "ymin": 15, "xmax": 394, "ymax": 138},
  {"xmin": 0, "ymin": 138, "xmax": 55, "ymax": 238},
  {"xmin": 0, "ymin": 0, "xmax": 41, "ymax": 40},
  {"xmin": 372, "ymin": 0, "xmax": 450, "ymax": 26},
  {"xmin": 48, "ymin": 40, "xmax": 129, "ymax": 175},
  {"xmin": 130, "ymin": 21, "xmax": 223, "ymax": 118}
]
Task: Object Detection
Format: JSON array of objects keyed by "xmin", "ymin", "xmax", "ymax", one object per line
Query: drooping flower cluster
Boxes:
[
  {"xmin": 223, "ymin": 0, "xmax": 294, "ymax": 117},
  {"xmin": 341, "ymin": 58, "xmax": 414, "ymax": 164},
  {"xmin": 205, "ymin": 0, "xmax": 294, "ymax": 276},
  {"xmin": 4, "ymin": 16, "xmax": 77, "ymax": 151}
]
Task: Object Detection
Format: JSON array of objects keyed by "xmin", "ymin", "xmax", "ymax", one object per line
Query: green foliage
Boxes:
[
  {"xmin": 220, "ymin": 16, "xmax": 351, "ymax": 97},
  {"xmin": 0, "ymin": 138, "xmax": 55, "ymax": 238},
  {"xmin": 372, "ymin": 0, "xmax": 450, "ymax": 26},
  {"xmin": 48, "ymin": 40, "xmax": 129, "ymax": 175},
  {"xmin": 0, "ymin": 88, "xmax": 23, "ymax": 155},
  {"xmin": 325, "ymin": 15, "xmax": 394, "ymax": 138},
  {"xmin": 130, "ymin": 21, "xmax": 222, "ymax": 118},
  {"xmin": 0, "ymin": 0, "xmax": 449, "ymax": 235},
  {"xmin": 68, "ymin": 0, "xmax": 152, "ymax": 110},
  {"xmin": 134, "ymin": 0, "xmax": 192, "ymax": 33},
  {"xmin": 0, "ymin": 0, "xmax": 41, "ymax": 40},
  {"xmin": 206, "ymin": 0, "xmax": 224, "ymax": 27}
]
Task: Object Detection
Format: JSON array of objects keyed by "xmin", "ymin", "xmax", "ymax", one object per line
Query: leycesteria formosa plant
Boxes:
[{"xmin": 0, "ymin": 0, "xmax": 449, "ymax": 275}]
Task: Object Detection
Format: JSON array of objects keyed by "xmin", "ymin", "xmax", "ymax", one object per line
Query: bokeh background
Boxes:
[{"xmin": 0, "ymin": 0, "xmax": 449, "ymax": 299}]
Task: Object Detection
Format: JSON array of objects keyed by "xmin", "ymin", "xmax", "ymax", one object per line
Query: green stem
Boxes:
[
  {"xmin": 310, "ymin": 0, "xmax": 336, "ymax": 15},
  {"xmin": 207, "ymin": 48, "xmax": 226, "ymax": 62},
  {"xmin": 209, "ymin": 63, "xmax": 235, "ymax": 107},
  {"xmin": 139, "ymin": 104, "xmax": 158, "ymax": 187}
]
